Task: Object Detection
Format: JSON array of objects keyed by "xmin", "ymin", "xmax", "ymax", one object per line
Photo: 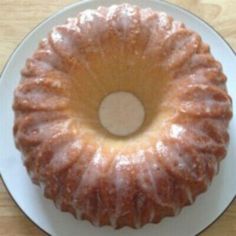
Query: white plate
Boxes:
[{"xmin": 0, "ymin": 0, "xmax": 235, "ymax": 235}]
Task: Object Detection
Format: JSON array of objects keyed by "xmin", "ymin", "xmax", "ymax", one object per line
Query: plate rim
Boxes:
[{"xmin": 0, "ymin": 0, "xmax": 235, "ymax": 235}]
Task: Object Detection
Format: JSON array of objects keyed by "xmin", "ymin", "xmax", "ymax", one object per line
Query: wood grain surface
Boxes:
[{"xmin": 0, "ymin": 0, "xmax": 235, "ymax": 235}]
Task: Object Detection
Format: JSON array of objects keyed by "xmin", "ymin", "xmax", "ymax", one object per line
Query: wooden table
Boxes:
[{"xmin": 0, "ymin": 0, "xmax": 235, "ymax": 235}]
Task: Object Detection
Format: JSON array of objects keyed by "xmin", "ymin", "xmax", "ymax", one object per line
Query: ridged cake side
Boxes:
[{"xmin": 13, "ymin": 4, "xmax": 232, "ymax": 228}]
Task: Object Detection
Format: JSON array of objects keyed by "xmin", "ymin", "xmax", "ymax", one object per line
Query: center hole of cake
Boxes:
[{"xmin": 98, "ymin": 91, "xmax": 145, "ymax": 137}]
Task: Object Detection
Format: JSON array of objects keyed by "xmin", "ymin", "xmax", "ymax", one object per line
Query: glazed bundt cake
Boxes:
[{"xmin": 13, "ymin": 4, "xmax": 232, "ymax": 228}]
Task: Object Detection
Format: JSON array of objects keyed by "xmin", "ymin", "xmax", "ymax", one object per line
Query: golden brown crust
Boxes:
[{"xmin": 13, "ymin": 4, "xmax": 232, "ymax": 228}]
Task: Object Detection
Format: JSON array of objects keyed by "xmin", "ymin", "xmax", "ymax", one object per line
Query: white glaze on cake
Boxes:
[{"xmin": 13, "ymin": 4, "xmax": 232, "ymax": 229}]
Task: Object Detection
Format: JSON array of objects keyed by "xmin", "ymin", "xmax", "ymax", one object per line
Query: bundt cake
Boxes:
[{"xmin": 13, "ymin": 4, "xmax": 232, "ymax": 229}]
